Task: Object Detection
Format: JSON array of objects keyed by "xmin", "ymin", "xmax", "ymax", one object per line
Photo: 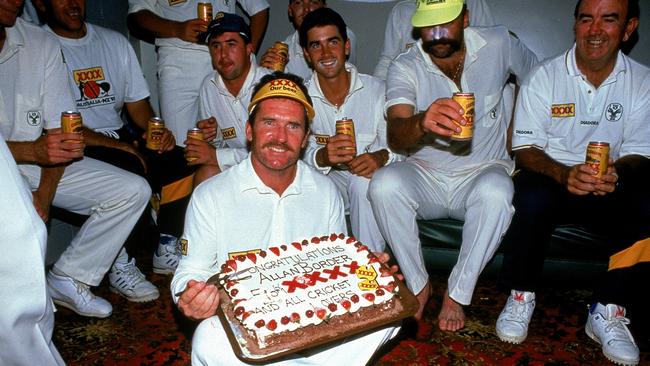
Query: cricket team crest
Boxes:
[
  {"xmin": 73, "ymin": 66, "xmax": 116, "ymax": 109},
  {"xmin": 606, "ymin": 103, "xmax": 623, "ymax": 121},
  {"xmin": 26, "ymin": 111, "xmax": 42, "ymax": 126}
]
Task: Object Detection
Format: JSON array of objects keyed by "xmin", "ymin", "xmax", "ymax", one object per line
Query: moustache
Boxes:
[{"xmin": 262, "ymin": 142, "xmax": 294, "ymax": 152}]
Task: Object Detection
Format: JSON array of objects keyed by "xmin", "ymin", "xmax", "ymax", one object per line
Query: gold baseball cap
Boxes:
[
  {"xmin": 411, "ymin": 0, "xmax": 464, "ymax": 28},
  {"xmin": 248, "ymin": 78, "xmax": 315, "ymax": 120}
]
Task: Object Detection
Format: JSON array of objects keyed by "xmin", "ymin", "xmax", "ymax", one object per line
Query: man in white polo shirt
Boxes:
[
  {"xmin": 368, "ymin": 0, "xmax": 537, "ymax": 331},
  {"xmin": 374, "ymin": 0, "xmax": 495, "ymax": 81},
  {"xmin": 1, "ymin": 7, "xmax": 150, "ymax": 319},
  {"xmin": 184, "ymin": 12, "xmax": 271, "ymax": 186},
  {"xmin": 259, "ymin": 0, "xmax": 357, "ymax": 81},
  {"xmin": 127, "ymin": 0, "xmax": 269, "ymax": 144},
  {"xmin": 172, "ymin": 72, "xmax": 399, "ymax": 365},
  {"xmin": 496, "ymin": 0, "xmax": 649, "ymax": 364},
  {"xmin": 300, "ymin": 8, "xmax": 397, "ymax": 252}
]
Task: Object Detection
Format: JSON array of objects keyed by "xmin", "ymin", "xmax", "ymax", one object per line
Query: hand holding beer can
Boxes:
[
  {"xmin": 585, "ymin": 141, "xmax": 610, "ymax": 178},
  {"xmin": 271, "ymin": 42, "xmax": 289, "ymax": 72},
  {"xmin": 146, "ymin": 117, "xmax": 165, "ymax": 151},
  {"xmin": 334, "ymin": 118, "xmax": 356, "ymax": 170},
  {"xmin": 197, "ymin": 2, "xmax": 213, "ymax": 22},
  {"xmin": 61, "ymin": 111, "xmax": 83, "ymax": 145},
  {"xmin": 451, "ymin": 92, "xmax": 474, "ymax": 140},
  {"xmin": 186, "ymin": 128, "xmax": 204, "ymax": 162}
]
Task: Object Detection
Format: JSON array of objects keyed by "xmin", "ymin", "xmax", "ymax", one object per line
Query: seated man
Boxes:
[
  {"xmin": 126, "ymin": 0, "xmax": 269, "ymax": 143},
  {"xmin": 1, "ymin": 14, "xmax": 150, "ymax": 318},
  {"xmin": 0, "ymin": 129, "xmax": 64, "ymax": 365},
  {"xmin": 496, "ymin": 0, "xmax": 649, "ymax": 364},
  {"xmin": 171, "ymin": 72, "xmax": 399, "ymax": 365},
  {"xmin": 35, "ymin": 0, "xmax": 196, "ymax": 299},
  {"xmin": 368, "ymin": 0, "xmax": 537, "ymax": 330},
  {"xmin": 299, "ymin": 8, "xmax": 398, "ymax": 252},
  {"xmin": 259, "ymin": 0, "xmax": 357, "ymax": 81},
  {"xmin": 374, "ymin": 0, "xmax": 496, "ymax": 80},
  {"xmin": 184, "ymin": 12, "xmax": 271, "ymax": 185}
]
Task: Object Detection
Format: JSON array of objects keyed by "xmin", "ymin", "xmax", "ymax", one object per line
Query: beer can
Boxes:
[
  {"xmin": 197, "ymin": 2, "xmax": 213, "ymax": 22},
  {"xmin": 271, "ymin": 42, "xmax": 289, "ymax": 72},
  {"xmin": 186, "ymin": 128, "xmax": 204, "ymax": 162},
  {"xmin": 585, "ymin": 141, "xmax": 610, "ymax": 178},
  {"xmin": 335, "ymin": 118, "xmax": 356, "ymax": 152},
  {"xmin": 146, "ymin": 117, "xmax": 165, "ymax": 150},
  {"xmin": 451, "ymin": 92, "xmax": 475, "ymax": 141},
  {"xmin": 61, "ymin": 111, "xmax": 83, "ymax": 144}
]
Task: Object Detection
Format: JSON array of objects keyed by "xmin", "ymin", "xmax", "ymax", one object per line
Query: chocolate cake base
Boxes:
[{"xmin": 217, "ymin": 285, "xmax": 417, "ymax": 362}]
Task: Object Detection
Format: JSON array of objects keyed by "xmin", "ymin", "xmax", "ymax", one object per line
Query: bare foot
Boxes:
[
  {"xmin": 437, "ymin": 289, "xmax": 465, "ymax": 331},
  {"xmin": 414, "ymin": 281, "xmax": 432, "ymax": 321}
]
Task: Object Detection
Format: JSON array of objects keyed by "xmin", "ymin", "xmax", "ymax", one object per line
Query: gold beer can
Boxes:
[
  {"xmin": 186, "ymin": 128, "xmax": 204, "ymax": 162},
  {"xmin": 585, "ymin": 141, "xmax": 610, "ymax": 178},
  {"xmin": 451, "ymin": 92, "xmax": 475, "ymax": 141},
  {"xmin": 61, "ymin": 111, "xmax": 83, "ymax": 145},
  {"xmin": 197, "ymin": 2, "xmax": 213, "ymax": 22},
  {"xmin": 146, "ymin": 117, "xmax": 165, "ymax": 150},
  {"xmin": 271, "ymin": 42, "xmax": 289, "ymax": 72},
  {"xmin": 336, "ymin": 118, "xmax": 356, "ymax": 152}
]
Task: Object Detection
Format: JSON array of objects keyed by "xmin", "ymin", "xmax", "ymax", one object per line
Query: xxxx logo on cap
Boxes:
[{"xmin": 248, "ymin": 79, "xmax": 315, "ymax": 120}]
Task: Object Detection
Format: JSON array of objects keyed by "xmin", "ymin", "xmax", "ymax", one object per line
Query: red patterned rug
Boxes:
[{"xmin": 53, "ymin": 265, "xmax": 649, "ymax": 365}]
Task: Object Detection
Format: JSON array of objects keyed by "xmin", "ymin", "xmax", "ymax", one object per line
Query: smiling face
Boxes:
[
  {"xmin": 574, "ymin": 0, "xmax": 637, "ymax": 73},
  {"xmin": 303, "ymin": 24, "xmax": 349, "ymax": 80},
  {"xmin": 209, "ymin": 31, "xmax": 253, "ymax": 82},
  {"xmin": 41, "ymin": 0, "xmax": 86, "ymax": 38},
  {"xmin": 246, "ymin": 98, "xmax": 309, "ymax": 180}
]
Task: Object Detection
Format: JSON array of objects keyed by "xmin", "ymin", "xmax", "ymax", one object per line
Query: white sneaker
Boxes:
[
  {"xmin": 109, "ymin": 258, "xmax": 160, "ymax": 302},
  {"xmin": 585, "ymin": 303, "xmax": 640, "ymax": 366},
  {"xmin": 496, "ymin": 290, "xmax": 536, "ymax": 344},
  {"xmin": 152, "ymin": 234, "xmax": 180, "ymax": 275},
  {"xmin": 47, "ymin": 271, "xmax": 113, "ymax": 318}
]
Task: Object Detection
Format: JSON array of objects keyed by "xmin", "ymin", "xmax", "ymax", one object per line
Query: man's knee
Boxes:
[
  {"xmin": 368, "ymin": 166, "xmax": 404, "ymax": 204},
  {"xmin": 347, "ymin": 174, "xmax": 370, "ymax": 201},
  {"xmin": 471, "ymin": 169, "xmax": 514, "ymax": 210}
]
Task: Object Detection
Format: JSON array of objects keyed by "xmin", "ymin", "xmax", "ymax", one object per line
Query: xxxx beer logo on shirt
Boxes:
[
  {"xmin": 168, "ymin": 0, "xmax": 186, "ymax": 5},
  {"xmin": 73, "ymin": 66, "xmax": 115, "ymax": 109},
  {"xmin": 221, "ymin": 127, "xmax": 237, "ymax": 140},
  {"xmin": 551, "ymin": 103, "xmax": 575, "ymax": 118}
]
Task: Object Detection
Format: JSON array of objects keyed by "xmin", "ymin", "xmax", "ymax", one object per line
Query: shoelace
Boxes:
[
  {"xmin": 505, "ymin": 297, "xmax": 531, "ymax": 322},
  {"xmin": 117, "ymin": 261, "xmax": 145, "ymax": 289},
  {"xmin": 75, "ymin": 282, "xmax": 96, "ymax": 300},
  {"xmin": 605, "ymin": 316, "xmax": 636, "ymax": 346}
]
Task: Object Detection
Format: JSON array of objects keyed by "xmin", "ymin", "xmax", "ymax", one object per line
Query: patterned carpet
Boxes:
[{"xmin": 52, "ymin": 261, "xmax": 650, "ymax": 365}]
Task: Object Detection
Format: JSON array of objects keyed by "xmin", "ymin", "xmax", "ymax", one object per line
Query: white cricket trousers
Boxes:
[
  {"xmin": 20, "ymin": 157, "xmax": 151, "ymax": 286},
  {"xmin": 157, "ymin": 46, "xmax": 213, "ymax": 145},
  {"xmin": 368, "ymin": 161, "xmax": 514, "ymax": 305},
  {"xmin": 327, "ymin": 170, "xmax": 386, "ymax": 252},
  {"xmin": 191, "ymin": 315, "xmax": 399, "ymax": 365},
  {"xmin": 0, "ymin": 139, "xmax": 64, "ymax": 366}
]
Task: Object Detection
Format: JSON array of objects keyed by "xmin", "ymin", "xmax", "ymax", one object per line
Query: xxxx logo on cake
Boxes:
[
  {"xmin": 355, "ymin": 265, "xmax": 379, "ymax": 291},
  {"xmin": 73, "ymin": 66, "xmax": 116, "ymax": 109}
]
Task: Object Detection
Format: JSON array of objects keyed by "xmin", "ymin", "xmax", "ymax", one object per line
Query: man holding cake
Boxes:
[
  {"xmin": 171, "ymin": 72, "xmax": 399, "ymax": 365},
  {"xmin": 368, "ymin": 0, "xmax": 537, "ymax": 331}
]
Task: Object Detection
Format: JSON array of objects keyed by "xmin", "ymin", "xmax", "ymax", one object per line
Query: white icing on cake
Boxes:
[{"xmin": 220, "ymin": 234, "xmax": 398, "ymax": 347}]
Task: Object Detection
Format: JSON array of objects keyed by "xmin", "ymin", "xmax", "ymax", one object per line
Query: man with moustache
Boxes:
[
  {"xmin": 368, "ymin": 0, "xmax": 537, "ymax": 330},
  {"xmin": 259, "ymin": 0, "xmax": 357, "ymax": 81},
  {"xmin": 299, "ymin": 8, "xmax": 398, "ymax": 252},
  {"xmin": 127, "ymin": 0, "xmax": 269, "ymax": 143},
  {"xmin": 0, "ymin": 0, "xmax": 150, "ymax": 319},
  {"xmin": 184, "ymin": 12, "xmax": 271, "ymax": 185},
  {"xmin": 496, "ymin": 1, "xmax": 649, "ymax": 364},
  {"xmin": 171, "ymin": 72, "xmax": 399, "ymax": 365}
]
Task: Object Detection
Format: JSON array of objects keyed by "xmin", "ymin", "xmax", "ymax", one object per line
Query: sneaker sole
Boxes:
[
  {"xmin": 496, "ymin": 328, "xmax": 527, "ymax": 344},
  {"xmin": 110, "ymin": 286, "xmax": 160, "ymax": 303},
  {"xmin": 52, "ymin": 299, "xmax": 112, "ymax": 318},
  {"xmin": 585, "ymin": 322, "xmax": 640, "ymax": 366}
]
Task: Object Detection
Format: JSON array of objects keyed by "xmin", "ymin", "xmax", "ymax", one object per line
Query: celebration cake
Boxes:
[{"xmin": 216, "ymin": 233, "xmax": 411, "ymax": 357}]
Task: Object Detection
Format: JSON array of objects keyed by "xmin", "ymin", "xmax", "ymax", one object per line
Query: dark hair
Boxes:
[
  {"xmin": 574, "ymin": 0, "xmax": 640, "ymax": 22},
  {"xmin": 248, "ymin": 72, "xmax": 312, "ymax": 130},
  {"xmin": 298, "ymin": 7, "xmax": 348, "ymax": 49},
  {"xmin": 289, "ymin": 0, "xmax": 326, "ymax": 5}
]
